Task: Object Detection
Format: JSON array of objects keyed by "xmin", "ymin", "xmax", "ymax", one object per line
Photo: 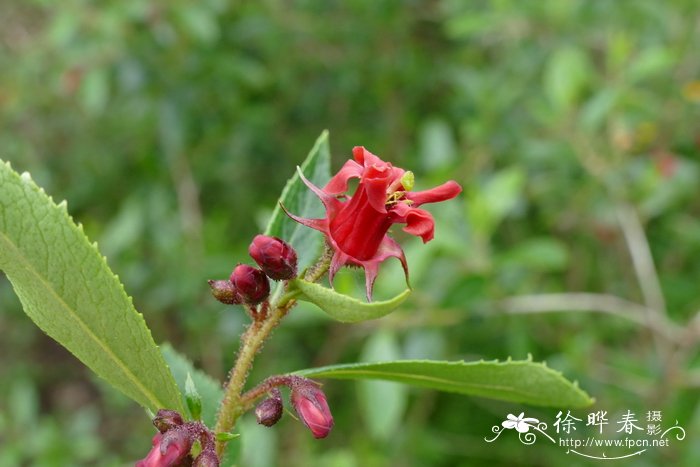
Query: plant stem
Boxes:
[{"xmin": 213, "ymin": 247, "xmax": 331, "ymax": 456}]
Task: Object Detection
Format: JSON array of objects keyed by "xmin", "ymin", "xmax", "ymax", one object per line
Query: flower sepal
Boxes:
[{"xmin": 289, "ymin": 278, "xmax": 410, "ymax": 323}]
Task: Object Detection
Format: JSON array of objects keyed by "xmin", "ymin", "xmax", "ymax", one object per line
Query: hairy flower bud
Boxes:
[
  {"xmin": 249, "ymin": 235, "xmax": 298, "ymax": 280},
  {"xmin": 255, "ymin": 389, "xmax": 283, "ymax": 427},
  {"xmin": 193, "ymin": 450, "xmax": 220, "ymax": 467},
  {"xmin": 136, "ymin": 430, "xmax": 192, "ymax": 467},
  {"xmin": 290, "ymin": 379, "xmax": 334, "ymax": 439},
  {"xmin": 153, "ymin": 409, "xmax": 184, "ymax": 433},
  {"xmin": 207, "ymin": 279, "xmax": 241, "ymax": 305},
  {"xmin": 230, "ymin": 264, "xmax": 270, "ymax": 305}
]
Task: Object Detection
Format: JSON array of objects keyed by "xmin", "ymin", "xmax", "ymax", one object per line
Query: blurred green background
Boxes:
[{"xmin": 1, "ymin": 0, "xmax": 700, "ymax": 465}]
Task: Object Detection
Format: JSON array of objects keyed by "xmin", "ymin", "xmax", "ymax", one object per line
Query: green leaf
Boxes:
[
  {"xmin": 216, "ymin": 432, "xmax": 240, "ymax": 442},
  {"xmin": 290, "ymin": 278, "xmax": 411, "ymax": 323},
  {"xmin": 0, "ymin": 162, "xmax": 183, "ymax": 414},
  {"xmin": 185, "ymin": 373, "xmax": 203, "ymax": 421},
  {"xmin": 296, "ymin": 359, "xmax": 593, "ymax": 408},
  {"xmin": 467, "ymin": 168, "xmax": 525, "ymax": 238},
  {"xmin": 264, "ymin": 130, "xmax": 331, "ymax": 274},
  {"xmin": 161, "ymin": 343, "xmax": 223, "ymax": 426},
  {"xmin": 544, "ymin": 46, "xmax": 592, "ymax": 111},
  {"xmin": 357, "ymin": 330, "xmax": 407, "ymax": 441}
]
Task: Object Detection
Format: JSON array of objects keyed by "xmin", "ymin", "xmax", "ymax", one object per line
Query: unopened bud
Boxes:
[
  {"xmin": 153, "ymin": 409, "xmax": 184, "ymax": 433},
  {"xmin": 290, "ymin": 379, "xmax": 334, "ymax": 439},
  {"xmin": 255, "ymin": 390, "xmax": 283, "ymax": 427},
  {"xmin": 230, "ymin": 264, "xmax": 270, "ymax": 305},
  {"xmin": 160, "ymin": 427, "xmax": 193, "ymax": 458},
  {"xmin": 249, "ymin": 235, "xmax": 298, "ymax": 280},
  {"xmin": 193, "ymin": 450, "xmax": 220, "ymax": 467},
  {"xmin": 207, "ymin": 280, "xmax": 241, "ymax": 305},
  {"xmin": 136, "ymin": 429, "xmax": 192, "ymax": 467}
]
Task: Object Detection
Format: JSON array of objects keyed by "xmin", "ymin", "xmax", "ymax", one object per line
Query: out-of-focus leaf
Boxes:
[
  {"xmin": 161, "ymin": 343, "xmax": 222, "ymax": 426},
  {"xmin": 419, "ymin": 118, "xmax": 457, "ymax": 171},
  {"xmin": 264, "ymin": 131, "xmax": 331, "ymax": 276},
  {"xmin": 0, "ymin": 162, "xmax": 184, "ymax": 414},
  {"xmin": 467, "ymin": 168, "xmax": 525, "ymax": 237},
  {"xmin": 544, "ymin": 46, "xmax": 592, "ymax": 111},
  {"xmin": 579, "ymin": 88, "xmax": 619, "ymax": 131},
  {"xmin": 297, "ymin": 359, "xmax": 593, "ymax": 408},
  {"xmin": 628, "ymin": 47, "xmax": 675, "ymax": 82},
  {"xmin": 358, "ymin": 330, "xmax": 407, "ymax": 441},
  {"xmin": 498, "ymin": 238, "xmax": 570, "ymax": 272},
  {"xmin": 290, "ymin": 278, "xmax": 411, "ymax": 323}
]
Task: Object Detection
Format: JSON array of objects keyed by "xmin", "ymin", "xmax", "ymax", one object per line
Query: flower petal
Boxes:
[
  {"xmin": 515, "ymin": 422, "xmax": 531, "ymax": 433},
  {"xmin": 353, "ymin": 146, "xmax": 383, "ymax": 167},
  {"xmin": 362, "ymin": 163, "xmax": 395, "ymax": 213},
  {"xmin": 392, "ymin": 203, "xmax": 435, "ymax": 243},
  {"xmin": 405, "ymin": 180, "xmax": 462, "ymax": 207},
  {"xmin": 502, "ymin": 420, "xmax": 517, "ymax": 429},
  {"xmin": 296, "ymin": 166, "xmax": 343, "ymax": 216},
  {"xmin": 324, "ymin": 159, "xmax": 363, "ymax": 195}
]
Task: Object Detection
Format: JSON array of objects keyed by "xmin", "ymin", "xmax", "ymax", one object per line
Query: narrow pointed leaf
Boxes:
[
  {"xmin": 296, "ymin": 360, "xmax": 593, "ymax": 408},
  {"xmin": 290, "ymin": 278, "xmax": 411, "ymax": 323},
  {"xmin": 185, "ymin": 373, "xmax": 203, "ymax": 421},
  {"xmin": 0, "ymin": 161, "xmax": 183, "ymax": 413},
  {"xmin": 216, "ymin": 432, "xmax": 240, "ymax": 442},
  {"xmin": 161, "ymin": 343, "xmax": 223, "ymax": 426},
  {"xmin": 264, "ymin": 130, "xmax": 331, "ymax": 273}
]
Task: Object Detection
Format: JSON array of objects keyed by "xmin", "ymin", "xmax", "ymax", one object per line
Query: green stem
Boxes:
[{"xmin": 213, "ymin": 247, "xmax": 331, "ymax": 456}]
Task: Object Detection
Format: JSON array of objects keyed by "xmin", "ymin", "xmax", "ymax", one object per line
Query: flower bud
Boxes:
[
  {"xmin": 290, "ymin": 380, "xmax": 334, "ymax": 439},
  {"xmin": 230, "ymin": 264, "xmax": 270, "ymax": 305},
  {"xmin": 255, "ymin": 390, "xmax": 283, "ymax": 427},
  {"xmin": 160, "ymin": 427, "xmax": 193, "ymax": 459},
  {"xmin": 153, "ymin": 409, "xmax": 184, "ymax": 433},
  {"xmin": 193, "ymin": 449, "xmax": 220, "ymax": 467},
  {"xmin": 207, "ymin": 279, "xmax": 241, "ymax": 305},
  {"xmin": 136, "ymin": 431, "xmax": 192, "ymax": 467},
  {"xmin": 249, "ymin": 235, "xmax": 298, "ymax": 280}
]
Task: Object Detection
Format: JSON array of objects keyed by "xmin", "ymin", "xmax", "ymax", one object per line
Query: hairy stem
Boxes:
[{"xmin": 213, "ymin": 247, "xmax": 331, "ymax": 456}]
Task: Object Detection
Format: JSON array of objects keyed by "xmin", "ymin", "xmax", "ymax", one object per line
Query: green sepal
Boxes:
[{"xmin": 290, "ymin": 278, "xmax": 411, "ymax": 323}]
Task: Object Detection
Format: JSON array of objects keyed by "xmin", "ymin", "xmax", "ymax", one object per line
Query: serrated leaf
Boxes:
[
  {"xmin": 0, "ymin": 161, "xmax": 183, "ymax": 413},
  {"xmin": 161, "ymin": 343, "xmax": 223, "ymax": 426},
  {"xmin": 290, "ymin": 278, "xmax": 411, "ymax": 323},
  {"xmin": 264, "ymin": 130, "xmax": 331, "ymax": 274},
  {"xmin": 296, "ymin": 360, "xmax": 593, "ymax": 408}
]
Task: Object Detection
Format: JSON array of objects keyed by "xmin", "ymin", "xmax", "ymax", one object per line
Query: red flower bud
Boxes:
[
  {"xmin": 248, "ymin": 235, "xmax": 298, "ymax": 280},
  {"xmin": 136, "ymin": 430, "xmax": 192, "ymax": 467},
  {"xmin": 207, "ymin": 280, "xmax": 241, "ymax": 305},
  {"xmin": 153, "ymin": 409, "xmax": 184, "ymax": 433},
  {"xmin": 255, "ymin": 389, "xmax": 283, "ymax": 427},
  {"xmin": 230, "ymin": 264, "xmax": 270, "ymax": 305},
  {"xmin": 290, "ymin": 380, "xmax": 334, "ymax": 439}
]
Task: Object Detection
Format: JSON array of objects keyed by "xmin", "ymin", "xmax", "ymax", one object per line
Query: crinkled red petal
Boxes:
[{"xmin": 404, "ymin": 180, "xmax": 462, "ymax": 207}]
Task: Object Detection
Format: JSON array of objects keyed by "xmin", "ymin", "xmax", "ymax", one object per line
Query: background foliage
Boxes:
[{"xmin": 1, "ymin": 0, "xmax": 699, "ymax": 465}]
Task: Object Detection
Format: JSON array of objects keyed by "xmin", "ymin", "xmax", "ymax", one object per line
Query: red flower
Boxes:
[{"xmin": 285, "ymin": 146, "xmax": 462, "ymax": 300}]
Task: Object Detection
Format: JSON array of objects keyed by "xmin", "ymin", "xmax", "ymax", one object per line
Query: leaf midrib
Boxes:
[
  {"xmin": 303, "ymin": 369, "xmax": 521, "ymax": 394},
  {"xmin": 0, "ymin": 228, "xmax": 164, "ymax": 410}
]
